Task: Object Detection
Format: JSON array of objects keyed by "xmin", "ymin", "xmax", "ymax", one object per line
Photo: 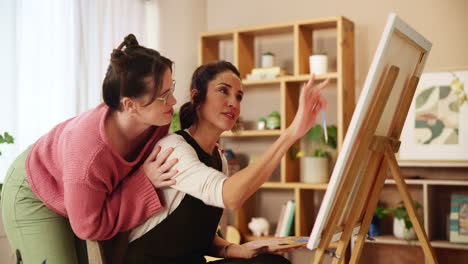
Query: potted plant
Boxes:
[
  {"xmin": 391, "ymin": 201, "xmax": 422, "ymax": 240},
  {"xmin": 296, "ymin": 124, "xmax": 337, "ymax": 183},
  {"xmin": 261, "ymin": 51, "xmax": 275, "ymax": 68},
  {"xmin": 309, "ymin": 50, "xmax": 328, "ymax": 75},
  {"xmin": 266, "ymin": 111, "xmax": 280, "ymax": 130},
  {"xmin": 257, "ymin": 117, "xmax": 267, "ymax": 130}
]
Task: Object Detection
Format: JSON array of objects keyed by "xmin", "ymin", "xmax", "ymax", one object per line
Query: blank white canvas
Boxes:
[{"xmin": 307, "ymin": 13, "xmax": 432, "ymax": 250}]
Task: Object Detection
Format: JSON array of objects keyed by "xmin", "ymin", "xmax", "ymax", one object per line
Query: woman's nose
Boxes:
[{"xmin": 168, "ymin": 93, "xmax": 177, "ymax": 106}]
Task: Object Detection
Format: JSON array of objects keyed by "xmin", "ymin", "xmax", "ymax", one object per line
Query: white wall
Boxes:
[
  {"xmin": 0, "ymin": 0, "xmax": 17, "ymax": 133},
  {"xmin": 153, "ymin": 0, "xmax": 207, "ymax": 109},
  {"xmin": 207, "ymin": 0, "xmax": 468, "ymax": 94},
  {"xmin": 0, "ymin": 0, "xmax": 17, "ymax": 182}
]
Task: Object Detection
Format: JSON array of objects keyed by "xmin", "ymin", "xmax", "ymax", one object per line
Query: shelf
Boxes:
[
  {"xmin": 238, "ymin": 23, "xmax": 294, "ymax": 36},
  {"xmin": 385, "ymin": 179, "xmax": 468, "ymax": 186},
  {"xmin": 366, "ymin": 236, "xmax": 468, "ymax": 250},
  {"xmin": 262, "ymin": 182, "xmax": 328, "ymax": 190},
  {"xmin": 283, "ymin": 73, "xmax": 338, "ymax": 82},
  {"xmin": 398, "ymin": 160, "xmax": 468, "ymax": 167},
  {"xmin": 431, "ymin": 240, "xmax": 468, "ymax": 250},
  {"xmin": 242, "ymin": 78, "xmax": 282, "ymax": 86},
  {"xmin": 366, "ymin": 235, "xmax": 421, "ymax": 246},
  {"xmin": 200, "ymin": 30, "xmax": 234, "ymax": 40},
  {"xmin": 241, "ymin": 73, "xmax": 338, "ymax": 86},
  {"xmin": 221, "ymin": 129, "xmax": 282, "ymax": 137}
]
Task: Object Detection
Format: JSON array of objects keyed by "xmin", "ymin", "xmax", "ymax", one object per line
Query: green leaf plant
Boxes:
[
  {"xmin": 295, "ymin": 124, "xmax": 337, "ymax": 159},
  {"xmin": 392, "ymin": 200, "xmax": 422, "ymax": 230},
  {"xmin": 0, "ymin": 132, "xmax": 15, "ymax": 156}
]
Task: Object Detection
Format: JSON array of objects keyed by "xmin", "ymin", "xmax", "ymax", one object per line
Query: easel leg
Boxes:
[
  {"xmin": 331, "ymin": 153, "xmax": 385, "ymax": 264},
  {"xmin": 384, "ymin": 144, "xmax": 439, "ymax": 264},
  {"xmin": 348, "ymin": 161, "xmax": 389, "ymax": 264}
]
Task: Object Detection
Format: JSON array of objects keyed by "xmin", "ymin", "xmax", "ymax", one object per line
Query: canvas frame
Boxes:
[{"xmin": 307, "ymin": 13, "xmax": 432, "ymax": 250}]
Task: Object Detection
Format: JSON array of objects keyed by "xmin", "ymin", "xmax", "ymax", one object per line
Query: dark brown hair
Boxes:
[
  {"xmin": 180, "ymin": 61, "xmax": 240, "ymax": 129},
  {"xmin": 102, "ymin": 34, "xmax": 173, "ymax": 110}
]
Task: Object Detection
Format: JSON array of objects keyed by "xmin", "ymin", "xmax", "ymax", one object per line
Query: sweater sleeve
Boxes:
[
  {"xmin": 63, "ymin": 163, "xmax": 162, "ymax": 240},
  {"xmin": 159, "ymin": 136, "xmax": 227, "ymax": 208}
]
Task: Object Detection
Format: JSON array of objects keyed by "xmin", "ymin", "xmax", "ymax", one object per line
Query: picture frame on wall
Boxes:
[{"xmin": 399, "ymin": 69, "xmax": 468, "ymax": 167}]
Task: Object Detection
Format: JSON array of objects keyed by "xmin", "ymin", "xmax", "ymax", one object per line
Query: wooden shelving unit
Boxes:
[
  {"xmin": 199, "ymin": 16, "xmax": 355, "ymax": 244},
  {"xmin": 199, "ymin": 16, "xmax": 468, "ymax": 264},
  {"xmin": 357, "ymin": 179, "xmax": 468, "ymax": 263}
]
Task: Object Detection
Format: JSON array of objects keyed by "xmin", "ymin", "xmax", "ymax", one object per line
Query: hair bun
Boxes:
[
  {"xmin": 124, "ymin": 34, "xmax": 139, "ymax": 48},
  {"xmin": 110, "ymin": 49, "xmax": 127, "ymax": 74}
]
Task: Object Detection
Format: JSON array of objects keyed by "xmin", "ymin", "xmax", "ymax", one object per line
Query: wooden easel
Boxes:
[{"xmin": 310, "ymin": 66, "xmax": 439, "ymax": 264}]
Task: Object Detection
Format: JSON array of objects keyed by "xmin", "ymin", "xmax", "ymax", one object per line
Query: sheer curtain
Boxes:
[{"xmin": 0, "ymin": 0, "xmax": 153, "ymax": 182}]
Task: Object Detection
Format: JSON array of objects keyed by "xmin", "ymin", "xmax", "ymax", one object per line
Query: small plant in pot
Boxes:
[
  {"xmin": 296, "ymin": 124, "xmax": 337, "ymax": 183},
  {"xmin": 309, "ymin": 50, "xmax": 328, "ymax": 75},
  {"xmin": 391, "ymin": 200, "xmax": 422, "ymax": 240},
  {"xmin": 261, "ymin": 51, "xmax": 275, "ymax": 68}
]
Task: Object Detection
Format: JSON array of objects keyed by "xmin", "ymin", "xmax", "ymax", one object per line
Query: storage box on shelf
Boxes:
[{"xmin": 199, "ymin": 16, "xmax": 355, "ymax": 242}]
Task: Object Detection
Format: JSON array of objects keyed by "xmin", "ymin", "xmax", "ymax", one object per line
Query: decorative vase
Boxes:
[
  {"xmin": 393, "ymin": 218, "xmax": 416, "ymax": 240},
  {"xmin": 309, "ymin": 54, "xmax": 328, "ymax": 75},
  {"xmin": 261, "ymin": 53, "xmax": 274, "ymax": 68},
  {"xmin": 301, "ymin": 157, "xmax": 329, "ymax": 183}
]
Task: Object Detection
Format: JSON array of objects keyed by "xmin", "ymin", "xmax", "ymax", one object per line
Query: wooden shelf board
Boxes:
[
  {"xmin": 398, "ymin": 160, "xmax": 468, "ymax": 167},
  {"xmin": 431, "ymin": 240, "xmax": 468, "ymax": 250},
  {"xmin": 366, "ymin": 236, "xmax": 468, "ymax": 250},
  {"xmin": 261, "ymin": 182, "xmax": 328, "ymax": 190},
  {"xmin": 296, "ymin": 16, "xmax": 342, "ymax": 30},
  {"xmin": 242, "ymin": 73, "xmax": 337, "ymax": 86},
  {"xmin": 284, "ymin": 73, "xmax": 338, "ymax": 82},
  {"xmin": 385, "ymin": 179, "xmax": 468, "ymax": 186},
  {"xmin": 242, "ymin": 78, "xmax": 283, "ymax": 86},
  {"xmin": 221, "ymin": 129, "xmax": 282, "ymax": 137},
  {"xmin": 238, "ymin": 24, "xmax": 294, "ymax": 36},
  {"xmin": 367, "ymin": 235, "xmax": 421, "ymax": 246},
  {"xmin": 200, "ymin": 31, "xmax": 234, "ymax": 40}
]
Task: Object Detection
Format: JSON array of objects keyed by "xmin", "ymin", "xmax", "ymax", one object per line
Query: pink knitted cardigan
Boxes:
[{"xmin": 26, "ymin": 103, "xmax": 169, "ymax": 240}]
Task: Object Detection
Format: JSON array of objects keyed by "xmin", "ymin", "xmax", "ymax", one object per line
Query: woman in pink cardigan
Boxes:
[{"xmin": 1, "ymin": 34, "xmax": 177, "ymax": 264}]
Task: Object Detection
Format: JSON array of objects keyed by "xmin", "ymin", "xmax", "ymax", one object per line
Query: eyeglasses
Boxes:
[{"xmin": 155, "ymin": 80, "xmax": 176, "ymax": 106}]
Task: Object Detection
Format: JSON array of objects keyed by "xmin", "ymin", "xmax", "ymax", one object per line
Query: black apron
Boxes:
[{"xmin": 124, "ymin": 130, "xmax": 224, "ymax": 264}]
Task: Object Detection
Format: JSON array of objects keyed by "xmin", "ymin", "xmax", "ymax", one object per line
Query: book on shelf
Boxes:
[
  {"xmin": 275, "ymin": 200, "xmax": 296, "ymax": 237},
  {"xmin": 246, "ymin": 67, "xmax": 286, "ymax": 80},
  {"xmin": 450, "ymin": 194, "xmax": 468, "ymax": 244},
  {"xmin": 274, "ymin": 203, "xmax": 287, "ymax": 237}
]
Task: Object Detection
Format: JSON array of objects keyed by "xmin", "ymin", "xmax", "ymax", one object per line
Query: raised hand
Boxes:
[
  {"xmin": 287, "ymin": 74, "xmax": 329, "ymax": 141},
  {"xmin": 143, "ymin": 145, "xmax": 178, "ymax": 188}
]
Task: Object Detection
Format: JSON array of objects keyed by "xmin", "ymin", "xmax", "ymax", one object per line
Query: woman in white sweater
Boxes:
[{"xmin": 125, "ymin": 61, "xmax": 329, "ymax": 264}]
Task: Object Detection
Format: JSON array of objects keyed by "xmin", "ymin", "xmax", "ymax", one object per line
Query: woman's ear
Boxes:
[
  {"xmin": 190, "ymin": 89, "xmax": 198, "ymax": 101},
  {"xmin": 121, "ymin": 97, "xmax": 137, "ymax": 114}
]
